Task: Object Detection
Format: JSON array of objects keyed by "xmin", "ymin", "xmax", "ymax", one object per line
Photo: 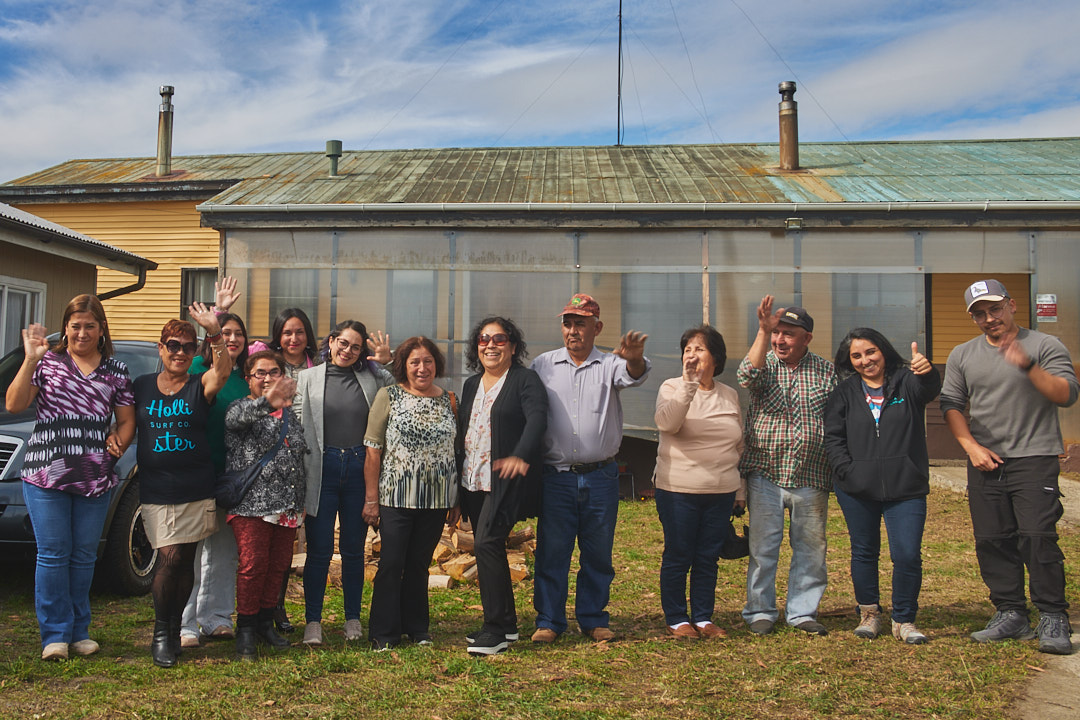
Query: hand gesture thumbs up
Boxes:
[{"xmin": 910, "ymin": 341, "xmax": 931, "ymax": 375}]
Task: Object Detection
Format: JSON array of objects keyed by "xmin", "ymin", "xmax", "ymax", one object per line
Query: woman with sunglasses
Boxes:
[
  {"xmin": 178, "ymin": 306, "xmax": 251, "ymax": 649},
  {"xmin": 5, "ymin": 295, "xmax": 135, "ymax": 661},
  {"xmin": 293, "ymin": 320, "xmax": 394, "ymax": 646},
  {"xmin": 223, "ymin": 351, "xmax": 307, "ymax": 660},
  {"xmin": 133, "ymin": 304, "xmax": 233, "ymax": 667},
  {"xmin": 457, "ymin": 318, "xmax": 547, "ymax": 655}
]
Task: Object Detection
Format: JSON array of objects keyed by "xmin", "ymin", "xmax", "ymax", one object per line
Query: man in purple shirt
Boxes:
[{"xmin": 530, "ymin": 293, "xmax": 649, "ymax": 643}]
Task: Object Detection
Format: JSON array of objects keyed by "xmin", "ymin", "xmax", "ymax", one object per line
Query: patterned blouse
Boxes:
[
  {"xmin": 23, "ymin": 351, "xmax": 135, "ymax": 497},
  {"xmin": 223, "ymin": 396, "xmax": 308, "ymax": 519},
  {"xmin": 461, "ymin": 372, "xmax": 507, "ymax": 493},
  {"xmin": 364, "ymin": 384, "xmax": 458, "ymax": 509}
]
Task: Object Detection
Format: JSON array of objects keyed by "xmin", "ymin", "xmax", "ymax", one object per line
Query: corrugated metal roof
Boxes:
[
  {"xmin": 6, "ymin": 138, "xmax": 1080, "ymax": 206},
  {"xmin": 0, "ymin": 201, "xmax": 157, "ymax": 271}
]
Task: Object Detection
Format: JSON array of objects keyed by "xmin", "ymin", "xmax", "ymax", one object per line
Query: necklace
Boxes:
[{"xmin": 157, "ymin": 373, "xmax": 186, "ymax": 396}]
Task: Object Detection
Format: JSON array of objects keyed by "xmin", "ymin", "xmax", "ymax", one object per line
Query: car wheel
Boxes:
[{"xmin": 100, "ymin": 479, "xmax": 157, "ymax": 595}]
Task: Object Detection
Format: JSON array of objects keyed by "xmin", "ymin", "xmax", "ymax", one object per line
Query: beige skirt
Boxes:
[{"xmin": 141, "ymin": 498, "xmax": 219, "ymax": 548}]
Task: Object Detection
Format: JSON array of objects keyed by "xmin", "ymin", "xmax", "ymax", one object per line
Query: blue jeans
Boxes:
[
  {"xmin": 834, "ymin": 488, "xmax": 925, "ymax": 623},
  {"xmin": 180, "ymin": 509, "xmax": 238, "ymax": 637},
  {"xmin": 742, "ymin": 472, "xmax": 829, "ymax": 626},
  {"xmin": 304, "ymin": 446, "xmax": 367, "ymax": 623},
  {"xmin": 23, "ymin": 482, "xmax": 112, "ymax": 647},
  {"xmin": 655, "ymin": 488, "xmax": 736, "ymax": 626},
  {"xmin": 533, "ymin": 462, "xmax": 620, "ymax": 634}
]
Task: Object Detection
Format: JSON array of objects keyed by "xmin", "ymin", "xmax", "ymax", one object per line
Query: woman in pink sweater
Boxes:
[{"xmin": 653, "ymin": 325, "xmax": 744, "ymax": 640}]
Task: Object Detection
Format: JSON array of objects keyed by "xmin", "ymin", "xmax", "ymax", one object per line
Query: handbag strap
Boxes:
[{"xmin": 252, "ymin": 410, "xmax": 289, "ymax": 473}]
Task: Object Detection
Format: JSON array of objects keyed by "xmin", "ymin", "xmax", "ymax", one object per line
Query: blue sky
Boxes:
[{"xmin": 1, "ymin": 0, "xmax": 1079, "ymax": 182}]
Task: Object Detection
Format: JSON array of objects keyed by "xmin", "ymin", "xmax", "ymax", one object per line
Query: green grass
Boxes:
[{"xmin": 0, "ymin": 487, "xmax": 1074, "ymax": 719}]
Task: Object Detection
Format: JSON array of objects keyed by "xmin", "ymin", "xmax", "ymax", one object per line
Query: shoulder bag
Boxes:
[{"xmin": 215, "ymin": 411, "xmax": 289, "ymax": 510}]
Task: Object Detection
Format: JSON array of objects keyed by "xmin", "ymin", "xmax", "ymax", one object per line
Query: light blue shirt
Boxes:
[{"xmin": 531, "ymin": 346, "xmax": 650, "ymax": 470}]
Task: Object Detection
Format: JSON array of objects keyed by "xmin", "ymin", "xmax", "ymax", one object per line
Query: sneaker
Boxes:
[
  {"xmin": 794, "ymin": 620, "xmax": 829, "ymax": 636},
  {"xmin": 302, "ymin": 621, "xmax": 324, "ymax": 647},
  {"xmin": 344, "ymin": 619, "xmax": 363, "ymax": 641},
  {"xmin": 667, "ymin": 623, "xmax": 699, "ymax": 639},
  {"xmin": 467, "ymin": 630, "xmax": 510, "ymax": 656},
  {"xmin": 892, "ymin": 620, "xmax": 928, "ymax": 645},
  {"xmin": 970, "ymin": 610, "xmax": 1036, "ymax": 643},
  {"xmin": 370, "ymin": 638, "xmax": 398, "ymax": 652},
  {"xmin": 854, "ymin": 604, "xmax": 881, "ymax": 639},
  {"xmin": 581, "ymin": 626, "xmax": 615, "ymax": 642},
  {"xmin": 1036, "ymin": 613, "xmax": 1074, "ymax": 655},
  {"xmin": 748, "ymin": 619, "xmax": 775, "ymax": 636},
  {"xmin": 466, "ymin": 629, "xmax": 520, "ymax": 643},
  {"xmin": 531, "ymin": 628, "xmax": 558, "ymax": 643},
  {"xmin": 179, "ymin": 634, "xmax": 201, "ymax": 649},
  {"xmin": 42, "ymin": 642, "xmax": 68, "ymax": 661},
  {"xmin": 70, "ymin": 638, "xmax": 100, "ymax": 656},
  {"xmin": 695, "ymin": 622, "xmax": 727, "ymax": 640}
]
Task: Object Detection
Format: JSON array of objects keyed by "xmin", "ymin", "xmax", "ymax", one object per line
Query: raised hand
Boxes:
[
  {"xmin": 757, "ymin": 295, "xmax": 780, "ymax": 334},
  {"xmin": 910, "ymin": 341, "xmax": 932, "ymax": 375},
  {"xmin": 265, "ymin": 376, "xmax": 297, "ymax": 409},
  {"xmin": 998, "ymin": 334, "xmax": 1033, "ymax": 371},
  {"xmin": 683, "ymin": 355, "xmax": 703, "ymax": 384},
  {"xmin": 22, "ymin": 323, "xmax": 49, "ymax": 363},
  {"xmin": 367, "ymin": 330, "xmax": 392, "ymax": 364},
  {"xmin": 613, "ymin": 330, "xmax": 648, "ymax": 362},
  {"xmin": 188, "ymin": 302, "xmax": 222, "ymax": 336},
  {"xmin": 214, "ymin": 276, "xmax": 241, "ymax": 312}
]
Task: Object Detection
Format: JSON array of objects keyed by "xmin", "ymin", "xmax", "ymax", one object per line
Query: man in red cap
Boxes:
[{"xmin": 530, "ymin": 293, "xmax": 649, "ymax": 643}]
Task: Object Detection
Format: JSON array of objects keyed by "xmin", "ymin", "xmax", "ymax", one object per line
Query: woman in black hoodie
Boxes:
[{"xmin": 824, "ymin": 328, "xmax": 941, "ymax": 645}]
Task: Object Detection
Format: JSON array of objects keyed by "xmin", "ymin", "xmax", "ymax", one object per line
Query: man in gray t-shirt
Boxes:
[{"xmin": 941, "ymin": 279, "xmax": 1079, "ymax": 655}]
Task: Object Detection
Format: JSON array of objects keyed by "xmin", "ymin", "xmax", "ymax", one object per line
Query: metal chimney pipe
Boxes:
[
  {"xmin": 156, "ymin": 85, "xmax": 175, "ymax": 177},
  {"xmin": 778, "ymin": 81, "xmax": 799, "ymax": 171},
  {"xmin": 326, "ymin": 140, "xmax": 343, "ymax": 177}
]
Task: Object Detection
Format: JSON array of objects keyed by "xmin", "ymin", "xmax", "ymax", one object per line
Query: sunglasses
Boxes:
[
  {"xmin": 164, "ymin": 340, "xmax": 198, "ymax": 355},
  {"xmin": 478, "ymin": 333, "xmax": 509, "ymax": 347},
  {"xmin": 250, "ymin": 368, "xmax": 283, "ymax": 380}
]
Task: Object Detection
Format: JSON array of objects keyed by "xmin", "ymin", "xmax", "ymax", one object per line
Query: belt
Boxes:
[{"xmin": 568, "ymin": 458, "xmax": 615, "ymax": 475}]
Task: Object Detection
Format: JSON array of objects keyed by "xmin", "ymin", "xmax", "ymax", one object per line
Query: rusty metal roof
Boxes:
[
  {"xmin": 5, "ymin": 138, "xmax": 1080, "ymax": 206},
  {"xmin": 0, "ymin": 201, "xmax": 157, "ymax": 273}
]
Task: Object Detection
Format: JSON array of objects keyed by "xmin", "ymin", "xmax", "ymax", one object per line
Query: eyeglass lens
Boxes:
[
  {"xmin": 165, "ymin": 340, "xmax": 197, "ymax": 354},
  {"xmin": 336, "ymin": 338, "xmax": 364, "ymax": 354},
  {"xmin": 252, "ymin": 369, "xmax": 282, "ymax": 379},
  {"xmin": 478, "ymin": 333, "xmax": 509, "ymax": 346}
]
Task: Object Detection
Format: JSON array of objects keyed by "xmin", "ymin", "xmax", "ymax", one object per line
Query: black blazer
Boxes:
[{"xmin": 457, "ymin": 364, "xmax": 548, "ymax": 522}]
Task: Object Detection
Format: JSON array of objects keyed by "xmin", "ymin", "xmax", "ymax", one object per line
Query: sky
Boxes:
[{"xmin": 1, "ymin": 0, "xmax": 1079, "ymax": 182}]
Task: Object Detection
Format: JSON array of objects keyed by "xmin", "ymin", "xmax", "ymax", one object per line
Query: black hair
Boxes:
[
  {"xmin": 464, "ymin": 316, "xmax": 528, "ymax": 373},
  {"xmin": 269, "ymin": 308, "xmax": 318, "ymax": 362},
  {"xmin": 679, "ymin": 325, "xmax": 727, "ymax": 376},
  {"xmin": 321, "ymin": 319, "xmax": 373, "ymax": 368},
  {"xmin": 199, "ymin": 312, "xmax": 249, "ymax": 368},
  {"xmin": 833, "ymin": 327, "xmax": 907, "ymax": 379}
]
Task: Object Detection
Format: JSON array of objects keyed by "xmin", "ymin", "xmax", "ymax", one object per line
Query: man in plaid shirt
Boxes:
[{"xmin": 738, "ymin": 295, "xmax": 837, "ymax": 636}]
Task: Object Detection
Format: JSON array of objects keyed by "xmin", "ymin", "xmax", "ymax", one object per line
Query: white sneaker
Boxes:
[
  {"xmin": 344, "ymin": 619, "xmax": 363, "ymax": 641},
  {"xmin": 303, "ymin": 621, "xmax": 324, "ymax": 647},
  {"xmin": 42, "ymin": 642, "xmax": 68, "ymax": 661},
  {"xmin": 892, "ymin": 620, "xmax": 928, "ymax": 645},
  {"xmin": 70, "ymin": 638, "xmax": 100, "ymax": 656}
]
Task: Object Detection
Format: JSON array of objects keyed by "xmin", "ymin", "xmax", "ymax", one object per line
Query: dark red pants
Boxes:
[{"xmin": 230, "ymin": 516, "xmax": 297, "ymax": 616}]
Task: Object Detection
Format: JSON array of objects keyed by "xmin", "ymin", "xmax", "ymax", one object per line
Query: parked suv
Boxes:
[{"xmin": 0, "ymin": 338, "xmax": 161, "ymax": 595}]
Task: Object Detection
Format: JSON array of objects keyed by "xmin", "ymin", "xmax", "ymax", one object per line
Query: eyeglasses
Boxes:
[
  {"xmin": 478, "ymin": 333, "xmax": 509, "ymax": 346},
  {"xmin": 249, "ymin": 368, "xmax": 283, "ymax": 380},
  {"xmin": 164, "ymin": 340, "xmax": 198, "ymax": 355},
  {"xmin": 335, "ymin": 337, "xmax": 364, "ymax": 355},
  {"xmin": 970, "ymin": 303, "xmax": 1008, "ymax": 322}
]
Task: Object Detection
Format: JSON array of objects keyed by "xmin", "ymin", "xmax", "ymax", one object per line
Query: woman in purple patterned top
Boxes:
[{"xmin": 5, "ymin": 295, "xmax": 136, "ymax": 662}]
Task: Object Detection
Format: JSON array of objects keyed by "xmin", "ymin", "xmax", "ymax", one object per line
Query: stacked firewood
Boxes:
[{"xmin": 425, "ymin": 524, "xmax": 536, "ymax": 588}]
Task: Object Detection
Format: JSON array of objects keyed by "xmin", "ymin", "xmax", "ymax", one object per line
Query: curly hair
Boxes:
[
  {"xmin": 391, "ymin": 336, "xmax": 446, "ymax": 383},
  {"xmin": 464, "ymin": 316, "xmax": 528, "ymax": 373}
]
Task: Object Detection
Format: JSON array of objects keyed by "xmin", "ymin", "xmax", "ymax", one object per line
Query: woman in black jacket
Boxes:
[
  {"xmin": 824, "ymin": 328, "xmax": 941, "ymax": 645},
  {"xmin": 457, "ymin": 317, "xmax": 547, "ymax": 655}
]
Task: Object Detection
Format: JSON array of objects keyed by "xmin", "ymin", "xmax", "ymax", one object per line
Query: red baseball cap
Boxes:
[{"xmin": 559, "ymin": 293, "xmax": 601, "ymax": 319}]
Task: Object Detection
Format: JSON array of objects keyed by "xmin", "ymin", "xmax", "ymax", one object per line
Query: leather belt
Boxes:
[{"xmin": 568, "ymin": 458, "xmax": 615, "ymax": 475}]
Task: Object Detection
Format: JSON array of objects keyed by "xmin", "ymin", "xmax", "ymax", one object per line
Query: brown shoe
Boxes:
[
  {"xmin": 179, "ymin": 635, "xmax": 201, "ymax": 649},
  {"xmin": 695, "ymin": 622, "xmax": 728, "ymax": 640},
  {"xmin": 667, "ymin": 624, "xmax": 699, "ymax": 639},
  {"xmin": 531, "ymin": 628, "xmax": 558, "ymax": 643},
  {"xmin": 582, "ymin": 626, "xmax": 615, "ymax": 642}
]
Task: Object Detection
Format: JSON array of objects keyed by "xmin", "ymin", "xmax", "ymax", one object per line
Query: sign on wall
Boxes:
[{"xmin": 1036, "ymin": 294, "xmax": 1058, "ymax": 323}]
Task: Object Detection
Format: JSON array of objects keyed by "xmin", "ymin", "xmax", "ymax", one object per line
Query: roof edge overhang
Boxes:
[
  {"xmin": 0, "ymin": 180, "xmax": 240, "ymax": 204},
  {"xmin": 0, "ymin": 218, "xmax": 158, "ymax": 276}
]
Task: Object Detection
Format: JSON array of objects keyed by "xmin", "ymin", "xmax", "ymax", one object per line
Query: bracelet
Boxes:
[
  {"xmin": 205, "ymin": 332, "xmax": 222, "ymax": 343},
  {"xmin": 1022, "ymin": 357, "xmax": 1036, "ymax": 372},
  {"xmin": 365, "ymin": 501, "xmax": 378, "ymax": 505}
]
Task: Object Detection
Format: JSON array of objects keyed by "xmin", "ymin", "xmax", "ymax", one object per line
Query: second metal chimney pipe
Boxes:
[
  {"xmin": 326, "ymin": 140, "xmax": 343, "ymax": 177},
  {"xmin": 778, "ymin": 81, "xmax": 799, "ymax": 171},
  {"xmin": 156, "ymin": 86, "xmax": 174, "ymax": 177}
]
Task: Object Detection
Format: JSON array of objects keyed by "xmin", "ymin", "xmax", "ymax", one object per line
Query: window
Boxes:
[
  {"xmin": 269, "ymin": 269, "xmax": 319, "ymax": 333},
  {"xmin": 0, "ymin": 275, "xmax": 45, "ymax": 356},
  {"xmin": 180, "ymin": 268, "xmax": 218, "ymax": 321}
]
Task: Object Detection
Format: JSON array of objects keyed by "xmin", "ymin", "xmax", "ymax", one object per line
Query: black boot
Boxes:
[
  {"xmin": 235, "ymin": 615, "xmax": 258, "ymax": 662},
  {"xmin": 151, "ymin": 620, "xmax": 178, "ymax": 668},
  {"xmin": 169, "ymin": 615, "xmax": 183, "ymax": 657},
  {"xmin": 274, "ymin": 572, "xmax": 294, "ymax": 633},
  {"xmin": 256, "ymin": 608, "xmax": 290, "ymax": 649}
]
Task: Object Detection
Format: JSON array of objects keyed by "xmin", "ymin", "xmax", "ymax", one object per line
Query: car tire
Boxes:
[{"xmin": 99, "ymin": 478, "xmax": 157, "ymax": 596}]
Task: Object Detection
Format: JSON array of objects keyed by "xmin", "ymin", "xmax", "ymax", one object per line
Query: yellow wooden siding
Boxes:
[
  {"xmin": 931, "ymin": 273, "xmax": 1030, "ymax": 363},
  {"xmin": 11, "ymin": 201, "xmax": 220, "ymax": 340}
]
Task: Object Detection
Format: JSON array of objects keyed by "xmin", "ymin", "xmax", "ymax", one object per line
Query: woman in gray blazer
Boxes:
[{"xmin": 293, "ymin": 320, "xmax": 393, "ymax": 647}]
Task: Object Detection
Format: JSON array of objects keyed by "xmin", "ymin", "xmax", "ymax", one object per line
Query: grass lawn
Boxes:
[{"xmin": 0, "ymin": 486, "xmax": 1075, "ymax": 719}]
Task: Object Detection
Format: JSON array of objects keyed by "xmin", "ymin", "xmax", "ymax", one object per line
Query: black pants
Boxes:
[
  {"xmin": 368, "ymin": 507, "xmax": 447, "ymax": 645},
  {"xmin": 461, "ymin": 489, "xmax": 519, "ymax": 635},
  {"xmin": 967, "ymin": 456, "xmax": 1068, "ymax": 615}
]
